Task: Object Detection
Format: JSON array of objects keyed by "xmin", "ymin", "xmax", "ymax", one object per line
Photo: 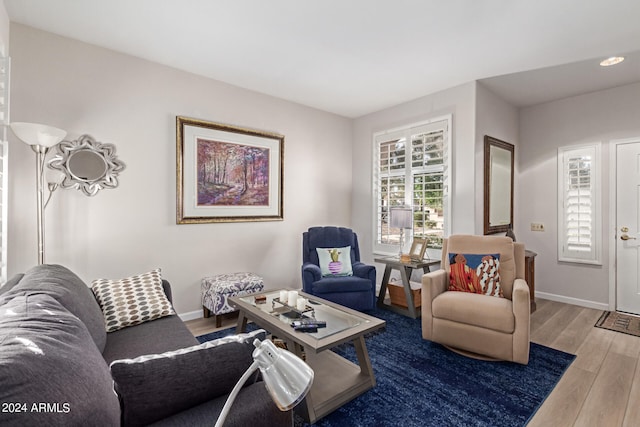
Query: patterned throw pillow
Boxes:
[
  {"xmin": 91, "ymin": 269, "xmax": 175, "ymax": 332},
  {"xmin": 448, "ymin": 253, "xmax": 502, "ymax": 297},
  {"xmin": 316, "ymin": 246, "xmax": 353, "ymax": 277}
]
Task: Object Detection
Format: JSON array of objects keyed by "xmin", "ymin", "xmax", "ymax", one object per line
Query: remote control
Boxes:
[
  {"xmin": 293, "ymin": 325, "xmax": 318, "ymax": 333},
  {"xmin": 291, "ymin": 318, "xmax": 327, "ymax": 328}
]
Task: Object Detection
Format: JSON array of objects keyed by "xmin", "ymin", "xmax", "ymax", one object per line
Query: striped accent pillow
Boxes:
[{"xmin": 91, "ymin": 269, "xmax": 175, "ymax": 332}]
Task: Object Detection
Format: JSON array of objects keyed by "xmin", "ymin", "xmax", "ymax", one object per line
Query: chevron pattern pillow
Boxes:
[{"xmin": 91, "ymin": 269, "xmax": 175, "ymax": 332}]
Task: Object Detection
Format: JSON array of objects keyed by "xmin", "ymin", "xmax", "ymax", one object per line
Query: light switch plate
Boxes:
[{"xmin": 531, "ymin": 223, "xmax": 545, "ymax": 231}]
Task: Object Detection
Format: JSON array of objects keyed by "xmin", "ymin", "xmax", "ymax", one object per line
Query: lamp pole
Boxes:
[{"xmin": 33, "ymin": 144, "xmax": 48, "ymax": 265}]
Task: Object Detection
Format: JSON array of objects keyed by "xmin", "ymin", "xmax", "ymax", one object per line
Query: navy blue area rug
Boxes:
[{"xmin": 197, "ymin": 308, "xmax": 575, "ymax": 427}]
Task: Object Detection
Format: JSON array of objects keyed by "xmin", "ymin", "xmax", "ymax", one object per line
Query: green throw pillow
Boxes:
[{"xmin": 316, "ymin": 246, "xmax": 353, "ymax": 277}]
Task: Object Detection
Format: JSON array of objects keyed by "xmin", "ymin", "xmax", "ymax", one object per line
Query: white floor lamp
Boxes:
[
  {"xmin": 10, "ymin": 122, "xmax": 67, "ymax": 265},
  {"xmin": 215, "ymin": 338, "xmax": 314, "ymax": 427}
]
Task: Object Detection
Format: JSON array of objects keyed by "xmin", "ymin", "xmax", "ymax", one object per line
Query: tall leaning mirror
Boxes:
[{"xmin": 484, "ymin": 135, "xmax": 514, "ymax": 235}]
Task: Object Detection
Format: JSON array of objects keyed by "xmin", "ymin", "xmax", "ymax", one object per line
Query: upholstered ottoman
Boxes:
[{"xmin": 202, "ymin": 273, "xmax": 264, "ymax": 327}]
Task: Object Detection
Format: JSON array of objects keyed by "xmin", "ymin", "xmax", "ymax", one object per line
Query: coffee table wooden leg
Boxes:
[
  {"xmin": 292, "ymin": 343, "xmax": 317, "ymax": 423},
  {"xmin": 235, "ymin": 311, "xmax": 248, "ymax": 333},
  {"xmin": 353, "ymin": 335, "xmax": 375, "ymax": 386}
]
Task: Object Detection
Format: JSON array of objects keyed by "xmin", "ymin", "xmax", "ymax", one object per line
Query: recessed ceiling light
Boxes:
[{"xmin": 600, "ymin": 56, "xmax": 625, "ymax": 67}]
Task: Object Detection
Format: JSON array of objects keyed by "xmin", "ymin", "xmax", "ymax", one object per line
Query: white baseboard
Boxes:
[
  {"xmin": 178, "ymin": 309, "xmax": 202, "ymax": 322},
  {"xmin": 536, "ymin": 292, "xmax": 609, "ymax": 311}
]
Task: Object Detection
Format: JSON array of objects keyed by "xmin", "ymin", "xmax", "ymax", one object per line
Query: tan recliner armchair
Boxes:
[{"xmin": 422, "ymin": 235, "xmax": 530, "ymax": 364}]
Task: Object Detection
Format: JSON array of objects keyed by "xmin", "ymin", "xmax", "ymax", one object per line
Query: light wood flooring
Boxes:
[{"xmin": 185, "ymin": 299, "xmax": 640, "ymax": 427}]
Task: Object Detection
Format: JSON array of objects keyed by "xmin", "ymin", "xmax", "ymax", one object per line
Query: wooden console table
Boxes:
[
  {"xmin": 374, "ymin": 256, "xmax": 440, "ymax": 319},
  {"xmin": 525, "ymin": 250, "xmax": 537, "ymax": 312}
]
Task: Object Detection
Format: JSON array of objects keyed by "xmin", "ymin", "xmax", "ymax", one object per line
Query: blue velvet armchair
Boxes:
[{"xmin": 301, "ymin": 226, "xmax": 376, "ymax": 311}]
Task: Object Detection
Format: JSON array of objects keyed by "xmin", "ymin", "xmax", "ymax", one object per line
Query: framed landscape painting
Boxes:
[{"xmin": 176, "ymin": 116, "xmax": 284, "ymax": 223}]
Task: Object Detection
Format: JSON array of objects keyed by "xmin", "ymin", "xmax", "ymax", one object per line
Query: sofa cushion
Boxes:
[
  {"xmin": 110, "ymin": 329, "xmax": 266, "ymax": 427},
  {"xmin": 316, "ymin": 246, "xmax": 353, "ymax": 277},
  {"xmin": 448, "ymin": 253, "xmax": 502, "ymax": 297},
  {"xmin": 147, "ymin": 382, "xmax": 290, "ymax": 427},
  {"xmin": 0, "ymin": 293, "xmax": 120, "ymax": 426},
  {"xmin": 102, "ymin": 313, "xmax": 198, "ymax": 364},
  {"xmin": 91, "ymin": 268, "xmax": 175, "ymax": 332},
  {"xmin": 312, "ymin": 275, "xmax": 373, "ymax": 293},
  {"xmin": 432, "ymin": 291, "xmax": 514, "ymax": 333},
  {"xmin": 4, "ymin": 264, "xmax": 107, "ymax": 352}
]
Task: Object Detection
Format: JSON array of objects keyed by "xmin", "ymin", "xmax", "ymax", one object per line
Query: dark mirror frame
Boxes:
[{"xmin": 483, "ymin": 135, "xmax": 514, "ymax": 235}]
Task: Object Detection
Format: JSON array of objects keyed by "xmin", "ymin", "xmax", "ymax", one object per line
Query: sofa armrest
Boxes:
[
  {"xmin": 511, "ymin": 278, "xmax": 531, "ymax": 364},
  {"xmin": 110, "ymin": 329, "xmax": 268, "ymax": 426},
  {"xmin": 161, "ymin": 279, "xmax": 173, "ymax": 303},
  {"xmin": 421, "ymin": 269, "xmax": 448, "ymax": 340}
]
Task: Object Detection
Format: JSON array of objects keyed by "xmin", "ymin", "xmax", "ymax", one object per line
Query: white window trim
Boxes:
[
  {"xmin": 371, "ymin": 114, "xmax": 452, "ymax": 256},
  {"xmin": 557, "ymin": 142, "xmax": 602, "ymax": 265},
  {"xmin": 0, "ymin": 55, "xmax": 9, "ymax": 282}
]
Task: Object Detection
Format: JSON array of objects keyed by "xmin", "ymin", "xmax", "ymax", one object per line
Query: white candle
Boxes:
[
  {"xmin": 279, "ymin": 290, "xmax": 288, "ymax": 304},
  {"xmin": 296, "ymin": 297, "xmax": 306, "ymax": 311},
  {"xmin": 288, "ymin": 291, "xmax": 299, "ymax": 306}
]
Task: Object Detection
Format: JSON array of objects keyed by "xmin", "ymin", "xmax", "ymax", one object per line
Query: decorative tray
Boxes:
[{"xmin": 271, "ymin": 297, "xmax": 315, "ymax": 317}]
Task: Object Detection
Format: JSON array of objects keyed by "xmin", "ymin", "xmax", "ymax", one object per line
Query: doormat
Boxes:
[{"xmin": 595, "ymin": 311, "xmax": 640, "ymax": 337}]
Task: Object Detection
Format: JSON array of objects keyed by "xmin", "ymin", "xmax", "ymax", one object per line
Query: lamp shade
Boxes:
[
  {"xmin": 390, "ymin": 206, "xmax": 413, "ymax": 229},
  {"xmin": 10, "ymin": 122, "xmax": 66, "ymax": 147},
  {"xmin": 252, "ymin": 338, "xmax": 314, "ymax": 411}
]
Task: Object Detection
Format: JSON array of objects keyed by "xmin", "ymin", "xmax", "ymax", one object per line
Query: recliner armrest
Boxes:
[
  {"xmin": 511, "ymin": 278, "xmax": 531, "ymax": 364},
  {"xmin": 301, "ymin": 263, "xmax": 322, "ymax": 292},
  {"xmin": 422, "ymin": 269, "xmax": 448, "ymax": 304},
  {"xmin": 421, "ymin": 269, "xmax": 448, "ymax": 341},
  {"xmin": 511, "ymin": 278, "xmax": 530, "ymax": 317},
  {"xmin": 352, "ymin": 261, "xmax": 375, "ymax": 280}
]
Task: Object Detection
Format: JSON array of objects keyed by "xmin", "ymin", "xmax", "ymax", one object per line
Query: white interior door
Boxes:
[{"xmin": 616, "ymin": 141, "xmax": 640, "ymax": 314}]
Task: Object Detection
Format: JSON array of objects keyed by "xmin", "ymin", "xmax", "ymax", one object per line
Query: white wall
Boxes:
[
  {"xmin": 475, "ymin": 83, "xmax": 519, "ymax": 235},
  {"xmin": 518, "ymin": 82, "xmax": 640, "ymax": 309},
  {"xmin": 8, "ymin": 24, "xmax": 353, "ymax": 316}
]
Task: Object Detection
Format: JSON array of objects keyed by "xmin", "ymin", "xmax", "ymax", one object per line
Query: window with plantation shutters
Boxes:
[
  {"xmin": 557, "ymin": 143, "xmax": 601, "ymax": 264},
  {"xmin": 373, "ymin": 116, "xmax": 451, "ymax": 254}
]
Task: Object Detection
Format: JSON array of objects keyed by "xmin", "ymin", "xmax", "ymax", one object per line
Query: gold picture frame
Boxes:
[
  {"xmin": 176, "ymin": 116, "xmax": 284, "ymax": 224},
  {"xmin": 409, "ymin": 238, "xmax": 428, "ymax": 261}
]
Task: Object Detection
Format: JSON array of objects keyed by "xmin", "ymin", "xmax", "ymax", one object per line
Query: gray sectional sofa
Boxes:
[{"xmin": 0, "ymin": 264, "xmax": 291, "ymax": 427}]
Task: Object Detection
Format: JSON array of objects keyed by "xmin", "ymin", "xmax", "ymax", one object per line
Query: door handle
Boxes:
[{"xmin": 621, "ymin": 234, "xmax": 637, "ymax": 241}]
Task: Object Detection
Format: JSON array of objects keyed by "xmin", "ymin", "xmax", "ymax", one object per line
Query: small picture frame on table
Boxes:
[{"xmin": 409, "ymin": 238, "xmax": 428, "ymax": 261}]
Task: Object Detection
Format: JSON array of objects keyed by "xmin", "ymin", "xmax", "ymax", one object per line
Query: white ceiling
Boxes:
[{"xmin": 4, "ymin": 0, "xmax": 640, "ymax": 117}]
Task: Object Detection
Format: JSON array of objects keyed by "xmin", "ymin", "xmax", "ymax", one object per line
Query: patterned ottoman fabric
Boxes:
[{"xmin": 202, "ymin": 273, "xmax": 264, "ymax": 320}]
